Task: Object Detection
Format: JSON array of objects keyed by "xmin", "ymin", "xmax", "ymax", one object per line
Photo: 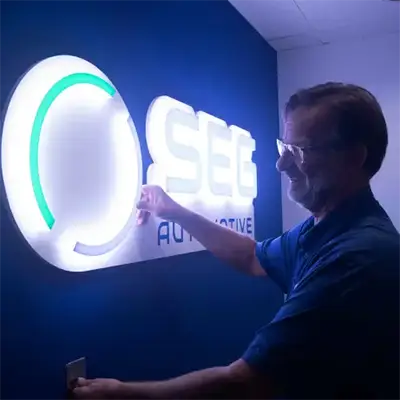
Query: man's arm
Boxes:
[
  {"xmin": 137, "ymin": 185, "xmax": 265, "ymax": 276},
  {"xmin": 74, "ymin": 359, "xmax": 272, "ymax": 399},
  {"xmin": 173, "ymin": 206, "xmax": 265, "ymax": 276}
]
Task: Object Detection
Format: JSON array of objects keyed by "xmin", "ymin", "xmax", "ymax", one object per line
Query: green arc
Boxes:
[{"xmin": 30, "ymin": 72, "xmax": 116, "ymax": 229}]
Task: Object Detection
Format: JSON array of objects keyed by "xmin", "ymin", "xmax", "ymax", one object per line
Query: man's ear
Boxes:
[
  {"xmin": 346, "ymin": 143, "xmax": 367, "ymax": 170},
  {"xmin": 357, "ymin": 144, "xmax": 368, "ymax": 169}
]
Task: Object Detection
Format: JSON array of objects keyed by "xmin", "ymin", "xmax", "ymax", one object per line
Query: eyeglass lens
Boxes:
[{"xmin": 277, "ymin": 140, "xmax": 303, "ymax": 161}]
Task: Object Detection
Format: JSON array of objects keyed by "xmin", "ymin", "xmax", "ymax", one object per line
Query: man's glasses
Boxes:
[
  {"xmin": 276, "ymin": 138, "xmax": 343, "ymax": 163},
  {"xmin": 276, "ymin": 139, "xmax": 305, "ymax": 162}
]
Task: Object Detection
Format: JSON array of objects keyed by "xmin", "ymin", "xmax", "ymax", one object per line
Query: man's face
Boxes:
[{"xmin": 277, "ymin": 106, "xmax": 350, "ymax": 212}]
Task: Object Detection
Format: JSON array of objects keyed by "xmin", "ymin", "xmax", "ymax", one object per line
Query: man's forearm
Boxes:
[
  {"xmin": 174, "ymin": 206, "xmax": 264, "ymax": 276},
  {"xmin": 73, "ymin": 360, "xmax": 272, "ymax": 399},
  {"xmin": 117, "ymin": 366, "xmax": 241, "ymax": 399}
]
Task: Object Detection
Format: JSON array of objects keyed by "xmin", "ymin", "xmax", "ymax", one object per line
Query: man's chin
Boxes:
[{"xmin": 287, "ymin": 182, "xmax": 314, "ymax": 210}]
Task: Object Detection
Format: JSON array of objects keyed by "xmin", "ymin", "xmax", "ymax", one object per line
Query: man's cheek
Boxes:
[{"xmin": 299, "ymin": 163, "xmax": 317, "ymax": 179}]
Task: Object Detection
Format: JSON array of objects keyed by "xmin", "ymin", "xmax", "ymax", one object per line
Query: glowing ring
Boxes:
[
  {"xmin": 30, "ymin": 72, "xmax": 141, "ymax": 256},
  {"xmin": 73, "ymin": 116, "xmax": 141, "ymax": 256}
]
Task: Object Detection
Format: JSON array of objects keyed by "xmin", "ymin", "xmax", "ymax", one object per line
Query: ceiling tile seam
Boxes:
[
  {"xmin": 267, "ymin": 33, "xmax": 306, "ymax": 41},
  {"xmin": 292, "ymin": 0, "xmax": 326, "ymax": 45}
]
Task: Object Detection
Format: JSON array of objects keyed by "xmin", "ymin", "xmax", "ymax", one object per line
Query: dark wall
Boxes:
[{"xmin": 0, "ymin": 1, "xmax": 283, "ymax": 398}]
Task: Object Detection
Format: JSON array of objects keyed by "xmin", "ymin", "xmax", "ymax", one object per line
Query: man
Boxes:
[{"xmin": 74, "ymin": 83, "xmax": 399, "ymax": 399}]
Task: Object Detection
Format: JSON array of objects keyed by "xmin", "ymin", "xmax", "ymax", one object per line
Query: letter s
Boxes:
[{"xmin": 146, "ymin": 96, "xmax": 201, "ymax": 194}]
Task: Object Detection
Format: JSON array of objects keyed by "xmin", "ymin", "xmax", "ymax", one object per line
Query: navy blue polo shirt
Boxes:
[{"xmin": 242, "ymin": 186, "xmax": 399, "ymax": 399}]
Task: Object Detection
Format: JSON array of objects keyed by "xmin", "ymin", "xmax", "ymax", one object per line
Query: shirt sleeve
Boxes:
[
  {"xmin": 255, "ymin": 221, "xmax": 305, "ymax": 293},
  {"xmin": 255, "ymin": 237, "xmax": 289, "ymax": 293},
  {"xmin": 241, "ymin": 253, "xmax": 375, "ymax": 397}
]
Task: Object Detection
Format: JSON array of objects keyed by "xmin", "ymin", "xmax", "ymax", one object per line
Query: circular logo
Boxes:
[{"xmin": 1, "ymin": 55, "xmax": 143, "ymax": 271}]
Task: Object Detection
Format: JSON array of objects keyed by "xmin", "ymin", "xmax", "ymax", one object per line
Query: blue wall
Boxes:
[{"xmin": 0, "ymin": 1, "xmax": 282, "ymax": 398}]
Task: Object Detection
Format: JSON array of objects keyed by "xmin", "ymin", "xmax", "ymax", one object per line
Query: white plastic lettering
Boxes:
[
  {"xmin": 198, "ymin": 112, "xmax": 233, "ymax": 197},
  {"xmin": 233, "ymin": 126, "xmax": 257, "ymax": 199},
  {"xmin": 146, "ymin": 96, "xmax": 257, "ymax": 203},
  {"xmin": 146, "ymin": 96, "xmax": 201, "ymax": 194}
]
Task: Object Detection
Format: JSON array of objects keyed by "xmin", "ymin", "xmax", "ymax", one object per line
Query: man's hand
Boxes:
[
  {"xmin": 73, "ymin": 377, "xmax": 124, "ymax": 399},
  {"xmin": 136, "ymin": 184, "xmax": 183, "ymax": 225}
]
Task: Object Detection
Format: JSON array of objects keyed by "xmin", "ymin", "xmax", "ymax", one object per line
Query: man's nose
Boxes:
[{"xmin": 276, "ymin": 151, "xmax": 294, "ymax": 172}]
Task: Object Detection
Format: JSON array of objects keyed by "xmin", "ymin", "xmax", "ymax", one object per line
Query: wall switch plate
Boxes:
[{"xmin": 65, "ymin": 357, "xmax": 86, "ymax": 389}]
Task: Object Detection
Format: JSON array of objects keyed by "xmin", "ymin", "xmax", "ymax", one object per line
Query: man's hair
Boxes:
[{"xmin": 285, "ymin": 82, "xmax": 388, "ymax": 178}]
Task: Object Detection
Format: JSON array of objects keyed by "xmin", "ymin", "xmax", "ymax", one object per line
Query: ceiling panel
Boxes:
[
  {"xmin": 229, "ymin": 0, "xmax": 400, "ymax": 51},
  {"xmin": 269, "ymin": 33, "xmax": 322, "ymax": 51},
  {"xmin": 295, "ymin": 0, "xmax": 400, "ymax": 38},
  {"xmin": 316, "ymin": 24, "xmax": 399, "ymax": 44},
  {"xmin": 229, "ymin": 0, "xmax": 310, "ymax": 39}
]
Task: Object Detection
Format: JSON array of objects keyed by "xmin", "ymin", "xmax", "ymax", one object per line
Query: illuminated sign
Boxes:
[
  {"xmin": 146, "ymin": 97, "xmax": 257, "ymax": 203},
  {"xmin": 1, "ymin": 55, "xmax": 257, "ymax": 272}
]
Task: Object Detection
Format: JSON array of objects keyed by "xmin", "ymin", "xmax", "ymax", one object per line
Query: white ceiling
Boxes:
[{"xmin": 229, "ymin": 0, "xmax": 400, "ymax": 51}]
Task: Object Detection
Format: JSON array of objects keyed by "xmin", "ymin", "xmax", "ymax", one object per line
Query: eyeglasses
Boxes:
[{"xmin": 276, "ymin": 138, "xmax": 343, "ymax": 163}]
